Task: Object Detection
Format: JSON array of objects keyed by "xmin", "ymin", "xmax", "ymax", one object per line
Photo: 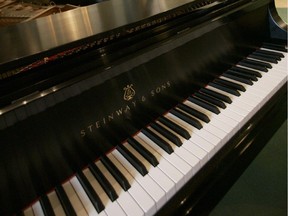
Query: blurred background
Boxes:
[{"xmin": 275, "ymin": 0, "xmax": 287, "ymax": 23}]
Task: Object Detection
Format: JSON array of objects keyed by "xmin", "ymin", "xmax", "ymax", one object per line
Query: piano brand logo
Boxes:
[
  {"xmin": 123, "ymin": 84, "xmax": 136, "ymax": 101},
  {"xmin": 80, "ymin": 81, "xmax": 171, "ymax": 137}
]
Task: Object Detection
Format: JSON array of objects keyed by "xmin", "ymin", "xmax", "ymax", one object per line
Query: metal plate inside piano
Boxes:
[{"xmin": 0, "ymin": 0, "xmax": 77, "ymax": 27}]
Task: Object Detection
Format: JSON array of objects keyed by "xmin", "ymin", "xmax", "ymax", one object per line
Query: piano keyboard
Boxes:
[{"xmin": 21, "ymin": 44, "xmax": 287, "ymax": 216}]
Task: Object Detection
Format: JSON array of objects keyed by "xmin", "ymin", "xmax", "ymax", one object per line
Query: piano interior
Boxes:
[{"xmin": 0, "ymin": 0, "xmax": 287, "ymax": 215}]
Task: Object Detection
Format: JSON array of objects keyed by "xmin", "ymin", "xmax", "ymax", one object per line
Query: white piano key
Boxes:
[
  {"xmin": 24, "ymin": 207, "xmax": 34, "ymax": 216},
  {"xmin": 134, "ymin": 135, "xmax": 185, "ymax": 191},
  {"xmin": 106, "ymin": 152, "xmax": 157, "ymax": 216},
  {"xmin": 165, "ymin": 113, "xmax": 223, "ymax": 151},
  {"xmin": 156, "ymin": 121, "xmax": 209, "ymax": 164},
  {"xmin": 62, "ymin": 181, "xmax": 88, "ymax": 216},
  {"xmin": 95, "ymin": 160, "xmax": 144, "ymax": 216},
  {"xmin": 174, "ymin": 107, "xmax": 228, "ymax": 139},
  {"xmin": 70, "ymin": 176, "xmax": 105, "ymax": 216},
  {"xmin": 147, "ymin": 126, "xmax": 201, "ymax": 174},
  {"xmin": 82, "ymin": 168, "xmax": 126, "ymax": 216},
  {"xmin": 158, "ymin": 118, "xmax": 217, "ymax": 157},
  {"xmin": 123, "ymin": 142, "xmax": 176, "ymax": 200},
  {"xmin": 32, "ymin": 201, "xmax": 45, "ymax": 216},
  {"xmin": 188, "ymin": 132, "xmax": 216, "ymax": 157},
  {"xmin": 203, "ymin": 87, "xmax": 246, "ymax": 122},
  {"xmin": 191, "ymin": 94, "xmax": 246, "ymax": 134},
  {"xmin": 47, "ymin": 191, "xmax": 66, "ymax": 216},
  {"xmin": 137, "ymin": 132, "xmax": 193, "ymax": 180},
  {"xmin": 183, "ymin": 99, "xmax": 242, "ymax": 127},
  {"xmin": 219, "ymin": 75, "xmax": 252, "ymax": 89},
  {"xmin": 112, "ymin": 149, "xmax": 166, "ymax": 210}
]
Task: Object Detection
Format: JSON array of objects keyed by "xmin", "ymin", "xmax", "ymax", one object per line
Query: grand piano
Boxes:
[{"xmin": 0, "ymin": 0, "xmax": 287, "ymax": 215}]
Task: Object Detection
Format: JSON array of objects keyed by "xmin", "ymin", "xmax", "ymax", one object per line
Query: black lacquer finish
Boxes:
[{"xmin": 0, "ymin": 0, "xmax": 286, "ymax": 215}]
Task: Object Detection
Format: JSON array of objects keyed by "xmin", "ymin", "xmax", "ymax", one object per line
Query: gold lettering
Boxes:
[
  {"xmin": 87, "ymin": 124, "xmax": 93, "ymax": 132},
  {"xmin": 95, "ymin": 121, "xmax": 101, "ymax": 128},
  {"xmin": 108, "ymin": 114, "xmax": 114, "ymax": 121},
  {"xmin": 161, "ymin": 84, "xmax": 167, "ymax": 90},
  {"xmin": 124, "ymin": 105, "xmax": 131, "ymax": 112},
  {"xmin": 116, "ymin": 108, "xmax": 123, "ymax": 116},
  {"xmin": 80, "ymin": 129, "xmax": 86, "ymax": 137},
  {"xmin": 80, "ymin": 80, "xmax": 172, "ymax": 138}
]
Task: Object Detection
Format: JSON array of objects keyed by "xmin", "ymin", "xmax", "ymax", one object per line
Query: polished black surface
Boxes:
[{"xmin": 0, "ymin": 0, "xmax": 287, "ymax": 215}]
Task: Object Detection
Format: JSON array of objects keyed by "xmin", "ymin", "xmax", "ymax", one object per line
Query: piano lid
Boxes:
[{"xmin": 0, "ymin": 0, "xmax": 209, "ymax": 67}]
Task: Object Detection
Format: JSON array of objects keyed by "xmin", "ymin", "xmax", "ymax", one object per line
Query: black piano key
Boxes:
[
  {"xmin": 226, "ymin": 69, "xmax": 258, "ymax": 82},
  {"xmin": 39, "ymin": 195, "xmax": 55, "ymax": 216},
  {"xmin": 88, "ymin": 163, "xmax": 118, "ymax": 201},
  {"xmin": 188, "ymin": 95, "xmax": 221, "ymax": 114},
  {"xmin": 238, "ymin": 59, "xmax": 268, "ymax": 72},
  {"xmin": 253, "ymin": 51, "xmax": 281, "ymax": 61},
  {"xmin": 55, "ymin": 185, "xmax": 77, "ymax": 216},
  {"xmin": 245, "ymin": 58, "xmax": 272, "ymax": 68},
  {"xmin": 170, "ymin": 109, "xmax": 203, "ymax": 130},
  {"xmin": 127, "ymin": 138, "xmax": 159, "ymax": 167},
  {"xmin": 252, "ymin": 51, "xmax": 281, "ymax": 60},
  {"xmin": 262, "ymin": 42, "xmax": 287, "ymax": 52},
  {"xmin": 177, "ymin": 102, "xmax": 211, "ymax": 122},
  {"xmin": 231, "ymin": 66, "xmax": 262, "ymax": 78},
  {"xmin": 100, "ymin": 155, "xmax": 131, "ymax": 191},
  {"xmin": 194, "ymin": 92, "xmax": 226, "ymax": 109},
  {"xmin": 150, "ymin": 122, "xmax": 182, "ymax": 147},
  {"xmin": 209, "ymin": 82, "xmax": 241, "ymax": 96},
  {"xmin": 116, "ymin": 144, "xmax": 148, "ymax": 176},
  {"xmin": 222, "ymin": 73, "xmax": 253, "ymax": 86},
  {"xmin": 248, "ymin": 53, "xmax": 278, "ymax": 64},
  {"xmin": 255, "ymin": 49, "xmax": 284, "ymax": 58},
  {"xmin": 76, "ymin": 172, "xmax": 105, "ymax": 213},
  {"xmin": 199, "ymin": 88, "xmax": 232, "ymax": 104},
  {"xmin": 158, "ymin": 116, "xmax": 191, "ymax": 140},
  {"xmin": 252, "ymin": 50, "xmax": 282, "ymax": 64},
  {"xmin": 142, "ymin": 128, "xmax": 174, "ymax": 154},
  {"xmin": 214, "ymin": 78, "xmax": 246, "ymax": 92}
]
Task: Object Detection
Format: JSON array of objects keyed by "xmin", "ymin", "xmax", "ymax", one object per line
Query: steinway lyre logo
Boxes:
[{"xmin": 123, "ymin": 84, "xmax": 136, "ymax": 101}]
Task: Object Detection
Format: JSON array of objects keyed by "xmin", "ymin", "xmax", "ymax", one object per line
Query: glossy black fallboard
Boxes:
[{"xmin": 0, "ymin": 0, "xmax": 280, "ymax": 215}]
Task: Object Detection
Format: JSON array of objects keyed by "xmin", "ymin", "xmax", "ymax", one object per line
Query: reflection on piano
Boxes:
[{"xmin": 0, "ymin": 0, "xmax": 287, "ymax": 215}]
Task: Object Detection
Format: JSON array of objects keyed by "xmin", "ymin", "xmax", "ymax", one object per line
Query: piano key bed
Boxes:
[{"xmin": 21, "ymin": 44, "xmax": 287, "ymax": 216}]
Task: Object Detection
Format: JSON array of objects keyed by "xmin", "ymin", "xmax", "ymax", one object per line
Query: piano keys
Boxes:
[
  {"xmin": 20, "ymin": 45, "xmax": 287, "ymax": 216},
  {"xmin": 0, "ymin": 0, "xmax": 287, "ymax": 215}
]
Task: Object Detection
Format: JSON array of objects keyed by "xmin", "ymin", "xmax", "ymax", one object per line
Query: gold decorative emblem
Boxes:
[{"xmin": 123, "ymin": 84, "xmax": 136, "ymax": 101}]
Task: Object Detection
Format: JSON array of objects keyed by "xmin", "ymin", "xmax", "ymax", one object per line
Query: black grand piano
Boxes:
[{"xmin": 0, "ymin": 0, "xmax": 287, "ymax": 215}]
